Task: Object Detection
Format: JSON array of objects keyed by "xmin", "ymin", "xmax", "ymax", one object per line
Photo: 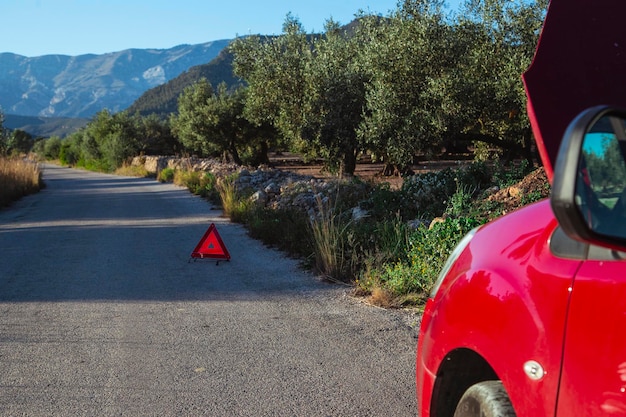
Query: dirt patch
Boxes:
[
  {"xmin": 486, "ymin": 168, "xmax": 550, "ymax": 214},
  {"xmin": 269, "ymin": 152, "xmax": 470, "ymax": 190},
  {"xmin": 270, "ymin": 152, "xmax": 552, "ymax": 217}
]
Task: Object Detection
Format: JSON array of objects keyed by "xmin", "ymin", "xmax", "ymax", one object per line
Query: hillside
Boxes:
[
  {"xmin": 4, "ymin": 114, "xmax": 88, "ymax": 138},
  {"xmin": 0, "ymin": 40, "xmax": 231, "ymax": 119},
  {"xmin": 126, "ymin": 47, "xmax": 243, "ymax": 117}
]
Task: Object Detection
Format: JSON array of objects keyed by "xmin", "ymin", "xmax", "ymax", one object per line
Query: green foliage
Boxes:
[
  {"xmin": 0, "ymin": 110, "xmax": 7, "ymax": 156},
  {"xmin": 43, "ymin": 137, "xmax": 62, "ymax": 160},
  {"xmin": 492, "ymin": 159, "xmax": 534, "ymax": 187},
  {"xmin": 37, "ymin": 110, "xmax": 178, "ymax": 172},
  {"xmin": 300, "ymin": 20, "xmax": 368, "ymax": 176},
  {"xmin": 6, "ymin": 130, "xmax": 34, "ymax": 155},
  {"xmin": 247, "ymin": 207, "xmax": 313, "ymax": 258},
  {"xmin": 171, "ymin": 81, "xmax": 270, "ymax": 164},
  {"xmin": 361, "ymin": 217, "xmax": 482, "ymax": 298},
  {"xmin": 231, "ymin": 15, "xmax": 311, "ymax": 145},
  {"xmin": 358, "ymin": 2, "xmax": 453, "ymax": 169},
  {"xmin": 174, "ymin": 170, "xmax": 221, "ymax": 202},
  {"xmin": 158, "ymin": 167, "xmax": 175, "ymax": 182}
]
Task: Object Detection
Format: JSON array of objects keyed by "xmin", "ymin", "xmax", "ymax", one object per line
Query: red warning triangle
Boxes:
[{"xmin": 191, "ymin": 223, "xmax": 231, "ymax": 260}]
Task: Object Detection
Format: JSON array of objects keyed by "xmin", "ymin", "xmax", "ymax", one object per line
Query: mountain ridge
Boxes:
[{"xmin": 0, "ymin": 39, "xmax": 232, "ymax": 119}]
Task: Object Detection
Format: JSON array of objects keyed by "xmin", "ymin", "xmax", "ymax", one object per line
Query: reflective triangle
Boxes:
[{"xmin": 191, "ymin": 223, "xmax": 231, "ymax": 260}]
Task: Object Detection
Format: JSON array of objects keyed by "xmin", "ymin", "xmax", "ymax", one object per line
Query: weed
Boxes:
[
  {"xmin": 246, "ymin": 206, "xmax": 313, "ymax": 258},
  {"xmin": 0, "ymin": 157, "xmax": 43, "ymax": 207},
  {"xmin": 114, "ymin": 163, "xmax": 150, "ymax": 178},
  {"xmin": 310, "ymin": 194, "xmax": 352, "ymax": 280},
  {"xmin": 217, "ymin": 174, "xmax": 251, "ymax": 223},
  {"xmin": 158, "ymin": 167, "xmax": 175, "ymax": 182}
]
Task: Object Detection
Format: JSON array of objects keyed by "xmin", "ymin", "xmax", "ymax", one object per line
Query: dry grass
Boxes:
[
  {"xmin": 0, "ymin": 157, "xmax": 43, "ymax": 207},
  {"xmin": 114, "ymin": 163, "xmax": 150, "ymax": 178},
  {"xmin": 368, "ymin": 287, "xmax": 396, "ymax": 308},
  {"xmin": 310, "ymin": 195, "xmax": 351, "ymax": 280}
]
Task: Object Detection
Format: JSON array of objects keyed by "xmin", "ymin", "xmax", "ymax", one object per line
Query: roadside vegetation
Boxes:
[
  {"xmin": 204, "ymin": 160, "xmax": 549, "ymax": 308},
  {"xmin": 0, "ymin": 158, "xmax": 43, "ymax": 208},
  {"xmin": 6, "ymin": 0, "xmax": 552, "ymax": 307},
  {"xmin": 0, "ymin": 112, "xmax": 43, "ymax": 207}
]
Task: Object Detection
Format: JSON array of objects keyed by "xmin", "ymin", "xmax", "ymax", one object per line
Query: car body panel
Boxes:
[
  {"xmin": 523, "ymin": 0, "xmax": 626, "ymax": 182},
  {"xmin": 417, "ymin": 200, "xmax": 582, "ymax": 415},
  {"xmin": 418, "ymin": 0, "xmax": 626, "ymax": 415},
  {"xmin": 556, "ymin": 260, "xmax": 626, "ymax": 416}
]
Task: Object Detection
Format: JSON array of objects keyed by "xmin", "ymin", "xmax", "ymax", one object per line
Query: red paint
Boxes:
[
  {"xmin": 191, "ymin": 223, "xmax": 231, "ymax": 260},
  {"xmin": 417, "ymin": 1, "xmax": 626, "ymax": 415},
  {"xmin": 523, "ymin": 0, "xmax": 626, "ymax": 182}
]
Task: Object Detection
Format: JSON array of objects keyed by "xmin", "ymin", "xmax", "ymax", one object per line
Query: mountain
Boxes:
[
  {"xmin": 126, "ymin": 46, "xmax": 243, "ymax": 117},
  {"xmin": 0, "ymin": 40, "xmax": 232, "ymax": 119}
]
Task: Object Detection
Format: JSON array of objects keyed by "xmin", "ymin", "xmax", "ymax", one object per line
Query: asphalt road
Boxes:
[{"xmin": 0, "ymin": 164, "xmax": 419, "ymax": 416}]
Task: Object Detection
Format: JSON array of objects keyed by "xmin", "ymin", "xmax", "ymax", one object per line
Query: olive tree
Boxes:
[
  {"xmin": 446, "ymin": 0, "xmax": 548, "ymax": 161},
  {"xmin": 230, "ymin": 14, "xmax": 312, "ymax": 149},
  {"xmin": 171, "ymin": 80, "xmax": 267, "ymax": 165},
  {"xmin": 301, "ymin": 20, "xmax": 368, "ymax": 176},
  {"xmin": 358, "ymin": 0, "xmax": 453, "ymax": 173}
]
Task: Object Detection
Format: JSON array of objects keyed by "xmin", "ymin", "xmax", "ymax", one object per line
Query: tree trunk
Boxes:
[
  {"xmin": 229, "ymin": 140, "xmax": 242, "ymax": 165},
  {"xmin": 257, "ymin": 141, "xmax": 270, "ymax": 165},
  {"xmin": 340, "ymin": 149, "xmax": 357, "ymax": 178}
]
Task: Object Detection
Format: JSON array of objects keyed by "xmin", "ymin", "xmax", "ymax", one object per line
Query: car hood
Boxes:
[{"xmin": 523, "ymin": 0, "xmax": 626, "ymax": 182}]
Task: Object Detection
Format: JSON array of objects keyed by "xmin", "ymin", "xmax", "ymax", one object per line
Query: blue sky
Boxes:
[{"xmin": 1, "ymin": 0, "xmax": 463, "ymax": 57}]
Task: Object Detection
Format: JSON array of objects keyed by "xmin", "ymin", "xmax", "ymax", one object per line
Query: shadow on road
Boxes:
[{"xmin": 0, "ymin": 165, "xmax": 329, "ymax": 303}]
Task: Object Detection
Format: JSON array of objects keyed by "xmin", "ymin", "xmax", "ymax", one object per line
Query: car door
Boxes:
[{"xmin": 556, "ymin": 255, "xmax": 626, "ymax": 416}]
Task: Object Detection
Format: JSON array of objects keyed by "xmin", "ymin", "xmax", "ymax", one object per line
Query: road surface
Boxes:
[{"xmin": 0, "ymin": 164, "xmax": 418, "ymax": 416}]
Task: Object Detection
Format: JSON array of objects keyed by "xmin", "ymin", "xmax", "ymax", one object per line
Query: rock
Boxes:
[
  {"xmin": 264, "ymin": 182, "xmax": 281, "ymax": 195},
  {"xmin": 251, "ymin": 190, "xmax": 268, "ymax": 206},
  {"xmin": 351, "ymin": 206, "xmax": 369, "ymax": 222}
]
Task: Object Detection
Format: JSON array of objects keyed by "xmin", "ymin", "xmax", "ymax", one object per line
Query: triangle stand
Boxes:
[{"xmin": 189, "ymin": 223, "xmax": 231, "ymax": 265}]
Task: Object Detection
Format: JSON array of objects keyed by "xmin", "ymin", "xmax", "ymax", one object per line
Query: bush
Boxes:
[
  {"xmin": 217, "ymin": 174, "xmax": 251, "ymax": 223},
  {"xmin": 358, "ymin": 217, "xmax": 482, "ymax": 305},
  {"xmin": 158, "ymin": 167, "xmax": 175, "ymax": 182},
  {"xmin": 173, "ymin": 170, "xmax": 220, "ymax": 202},
  {"xmin": 247, "ymin": 206, "xmax": 313, "ymax": 258},
  {"xmin": 114, "ymin": 164, "xmax": 150, "ymax": 177}
]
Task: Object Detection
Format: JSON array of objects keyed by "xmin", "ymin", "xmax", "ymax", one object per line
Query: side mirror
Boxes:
[{"xmin": 552, "ymin": 106, "xmax": 626, "ymax": 250}]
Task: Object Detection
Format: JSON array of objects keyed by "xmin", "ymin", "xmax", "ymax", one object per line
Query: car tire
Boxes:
[{"xmin": 453, "ymin": 380, "xmax": 517, "ymax": 417}]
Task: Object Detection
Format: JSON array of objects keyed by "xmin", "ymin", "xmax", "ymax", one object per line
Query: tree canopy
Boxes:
[
  {"xmin": 32, "ymin": 0, "xmax": 548, "ymax": 176},
  {"xmin": 227, "ymin": 0, "xmax": 547, "ymax": 175}
]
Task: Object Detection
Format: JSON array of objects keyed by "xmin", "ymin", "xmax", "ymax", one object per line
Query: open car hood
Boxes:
[{"xmin": 523, "ymin": 0, "xmax": 626, "ymax": 182}]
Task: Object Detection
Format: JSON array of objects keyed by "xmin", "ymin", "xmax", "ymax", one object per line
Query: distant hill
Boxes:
[
  {"xmin": 4, "ymin": 114, "xmax": 88, "ymax": 138},
  {"xmin": 126, "ymin": 46, "xmax": 243, "ymax": 117},
  {"xmin": 0, "ymin": 40, "xmax": 232, "ymax": 119}
]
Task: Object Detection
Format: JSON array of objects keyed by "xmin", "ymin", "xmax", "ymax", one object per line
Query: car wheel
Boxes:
[{"xmin": 453, "ymin": 381, "xmax": 516, "ymax": 417}]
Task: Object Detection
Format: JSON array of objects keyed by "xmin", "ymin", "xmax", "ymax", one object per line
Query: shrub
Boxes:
[
  {"xmin": 217, "ymin": 174, "xmax": 251, "ymax": 223},
  {"xmin": 401, "ymin": 168, "xmax": 458, "ymax": 217},
  {"xmin": 173, "ymin": 170, "xmax": 221, "ymax": 202},
  {"xmin": 158, "ymin": 167, "xmax": 175, "ymax": 182},
  {"xmin": 114, "ymin": 163, "xmax": 150, "ymax": 177},
  {"xmin": 359, "ymin": 217, "xmax": 482, "ymax": 305},
  {"xmin": 310, "ymin": 195, "xmax": 354, "ymax": 281},
  {"xmin": 247, "ymin": 206, "xmax": 313, "ymax": 258}
]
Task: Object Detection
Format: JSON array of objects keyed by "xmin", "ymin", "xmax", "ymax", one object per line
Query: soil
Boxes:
[
  {"xmin": 270, "ymin": 152, "xmax": 551, "ymax": 215},
  {"xmin": 269, "ymin": 152, "xmax": 472, "ymax": 190}
]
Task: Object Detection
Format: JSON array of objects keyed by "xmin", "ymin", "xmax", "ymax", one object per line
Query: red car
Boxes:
[{"xmin": 416, "ymin": 1, "xmax": 626, "ymax": 416}]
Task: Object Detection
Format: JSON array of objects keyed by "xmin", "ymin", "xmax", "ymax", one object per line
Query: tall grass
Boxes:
[
  {"xmin": 0, "ymin": 157, "xmax": 43, "ymax": 207},
  {"xmin": 217, "ymin": 174, "xmax": 251, "ymax": 223},
  {"xmin": 310, "ymin": 196, "xmax": 349, "ymax": 280}
]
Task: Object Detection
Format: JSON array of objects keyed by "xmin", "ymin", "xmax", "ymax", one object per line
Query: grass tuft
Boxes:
[{"xmin": 0, "ymin": 157, "xmax": 43, "ymax": 207}]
